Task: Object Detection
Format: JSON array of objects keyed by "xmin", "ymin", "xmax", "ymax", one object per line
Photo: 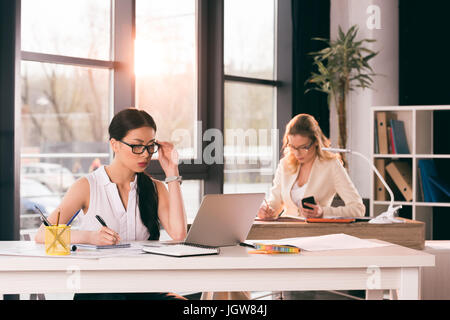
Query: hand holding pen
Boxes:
[
  {"xmin": 89, "ymin": 215, "xmax": 121, "ymax": 245},
  {"xmin": 257, "ymin": 199, "xmax": 278, "ymax": 220}
]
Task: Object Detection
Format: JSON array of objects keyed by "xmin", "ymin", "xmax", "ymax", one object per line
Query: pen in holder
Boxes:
[{"xmin": 45, "ymin": 225, "xmax": 71, "ymax": 255}]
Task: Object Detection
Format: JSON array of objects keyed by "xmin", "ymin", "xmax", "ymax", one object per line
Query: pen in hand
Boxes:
[
  {"xmin": 262, "ymin": 199, "xmax": 278, "ymax": 220},
  {"xmin": 95, "ymin": 215, "xmax": 107, "ymax": 227},
  {"xmin": 95, "ymin": 214, "xmax": 120, "ymax": 244}
]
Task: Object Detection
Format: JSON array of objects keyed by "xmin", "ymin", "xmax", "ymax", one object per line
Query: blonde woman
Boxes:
[
  {"xmin": 258, "ymin": 114, "xmax": 365, "ymax": 219},
  {"xmin": 204, "ymin": 114, "xmax": 365, "ymax": 301}
]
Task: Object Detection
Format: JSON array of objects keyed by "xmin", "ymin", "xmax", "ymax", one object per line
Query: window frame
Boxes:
[
  {"xmin": 222, "ymin": 0, "xmax": 292, "ymax": 184},
  {"xmin": 9, "ymin": 0, "xmax": 292, "ymax": 239}
]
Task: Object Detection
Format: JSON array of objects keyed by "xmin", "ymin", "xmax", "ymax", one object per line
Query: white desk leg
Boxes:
[
  {"xmin": 366, "ymin": 290, "xmax": 384, "ymax": 300},
  {"xmin": 398, "ymin": 267, "xmax": 420, "ymax": 300},
  {"xmin": 389, "ymin": 289, "xmax": 399, "ymax": 300}
]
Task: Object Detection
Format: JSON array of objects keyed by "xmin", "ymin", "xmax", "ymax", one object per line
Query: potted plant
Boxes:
[{"xmin": 306, "ymin": 25, "xmax": 378, "ymax": 167}]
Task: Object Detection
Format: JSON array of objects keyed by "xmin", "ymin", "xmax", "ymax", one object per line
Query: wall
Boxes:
[{"xmin": 330, "ymin": 0, "xmax": 399, "ymax": 198}]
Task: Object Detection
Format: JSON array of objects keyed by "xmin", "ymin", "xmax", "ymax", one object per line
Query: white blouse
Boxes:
[
  {"xmin": 77, "ymin": 166, "xmax": 150, "ymax": 241},
  {"xmin": 290, "ymin": 182, "xmax": 308, "ymax": 209}
]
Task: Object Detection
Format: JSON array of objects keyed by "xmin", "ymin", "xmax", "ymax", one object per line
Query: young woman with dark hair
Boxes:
[{"xmin": 35, "ymin": 108, "xmax": 187, "ymax": 300}]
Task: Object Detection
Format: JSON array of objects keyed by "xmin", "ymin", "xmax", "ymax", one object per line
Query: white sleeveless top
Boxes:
[
  {"xmin": 290, "ymin": 182, "xmax": 308, "ymax": 209},
  {"xmin": 78, "ymin": 166, "xmax": 151, "ymax": 241}
]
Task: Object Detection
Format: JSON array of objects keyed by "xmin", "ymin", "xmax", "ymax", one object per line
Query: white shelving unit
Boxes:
[{"xmin": 370, "ymin": 105, "xmax": 450, "ymax": 240}]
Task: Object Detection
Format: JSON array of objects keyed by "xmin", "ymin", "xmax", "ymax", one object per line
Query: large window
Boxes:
[
  {"xmin": 21, "ymin": 0, "xmax": 111, "ymax": 60},
  {"xmin": 223, "ymin": 0, "xmax": 279, "ymax": 196},
  {"xmin": 18, "ymin": 0, "xmax": 288, "ymax": 234},
  {"xmin": 135, "ymin": 0, "xmax": 197, "ymax": 153},
  {"xmin": 135, "ymin": 0, "xmax": 202, "ymax": 221},
  {"xmin": 20, "ymin": 0, "xmax": 112, "ymax": 236},
  {"xmin": 224, "ymin": 0, "xmax": 275, "ymax": 80},
  {"xmin": 19, "ymin": 0, "xmax": 204, "ymax": 234}
]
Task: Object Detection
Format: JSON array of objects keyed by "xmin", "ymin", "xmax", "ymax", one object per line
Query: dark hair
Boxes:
[{"xmin": 108, "ymin": 108, "xmax": 160, "ymax": 240}]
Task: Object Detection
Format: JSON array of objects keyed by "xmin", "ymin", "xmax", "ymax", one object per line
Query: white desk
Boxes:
[{"xmin": 0, "ymin": 240, "xmax": 434, "ymax": 300}]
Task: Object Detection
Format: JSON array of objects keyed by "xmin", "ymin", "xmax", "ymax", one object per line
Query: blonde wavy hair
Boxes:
[{"xmin": 282, "ymin": 114, "xmax": 338, "ymax": 173}]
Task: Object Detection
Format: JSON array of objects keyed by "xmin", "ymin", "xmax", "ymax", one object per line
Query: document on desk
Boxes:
[
  {"xmin": 0, "ymin": 242, "xmax": 144, "ymax": 259},
  {"xmin": 254, "ymin": 233, "xmax": 392, "ymax": 252}
]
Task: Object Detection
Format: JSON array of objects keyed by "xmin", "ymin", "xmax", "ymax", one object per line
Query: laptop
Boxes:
[{"xmin": 150, "ymin": 193, "xmax": 265, "ymax": 249}]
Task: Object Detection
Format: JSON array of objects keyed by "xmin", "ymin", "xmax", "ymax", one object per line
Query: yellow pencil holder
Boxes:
[{"xmin": 45, "ymin": 225, "xmax": 71, "ymax": 256}]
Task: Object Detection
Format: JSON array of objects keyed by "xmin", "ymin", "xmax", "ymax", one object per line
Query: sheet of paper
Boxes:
[
  {"xmin": 425, "ymin": 241, "xmax": 450, "ymax": 250},
  {"xmin": 0, "ymin": 242, "xmax": 145, "ymax": 259},
  {"xmin": 254, "ymin": 233, "xmax": 392, "ymax": 251}
]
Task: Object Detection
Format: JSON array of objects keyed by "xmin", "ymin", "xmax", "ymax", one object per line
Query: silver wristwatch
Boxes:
[{"xmin": 164, "ymin": 175, "xmax": 182, "ymax": 185}]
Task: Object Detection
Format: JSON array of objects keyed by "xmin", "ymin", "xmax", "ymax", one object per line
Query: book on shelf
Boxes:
[
  {"xmin": 376, "ymin": 112, "xmax": 389, "ymax": 154},
  {"xmin": 390, "ymin": 119, "xmax": 410, "ymax": 154},
  {"xmin": 418, "ymin": 159, "xmax": 450, "ymax": 202},
  {"xmin": 417, "ymin": 167, "xmax": 425, "ymax": 202},
  {"xmin": 418, "ymin": 160, "xmax": 435, "ymax": 202},
  {"xmin": 388, "ymin": 126, "xmax": 395, "ymax": 154},
  {"xmin": 374, "ymin": 118, "xmax": 379, "ymax": 154},
  {"xmin": 374, "ymin": 158, "xmax": 388, "ymax": 201},
  {"xmin": 385, "ymin": 161, "xmax": 413, "ymax": 202},
  {"xmin": 429, "ymin": 176, "xmax": 450, "ymax": 199}
]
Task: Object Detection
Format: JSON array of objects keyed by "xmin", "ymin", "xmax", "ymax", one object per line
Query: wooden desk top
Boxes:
[{"xmin": 247, "ymin": 218, "xmax": 425, "ymax": 250}]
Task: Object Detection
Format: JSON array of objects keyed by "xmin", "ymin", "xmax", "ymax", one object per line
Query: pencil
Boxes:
[{"xmin": 56, "ymin": 209, "xmax": 60, "ymax": 227}]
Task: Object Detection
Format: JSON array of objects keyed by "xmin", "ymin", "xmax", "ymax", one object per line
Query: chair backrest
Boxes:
[{"xmin": 331, "ymin": 195, "xmax": 369, "ymax": 216}]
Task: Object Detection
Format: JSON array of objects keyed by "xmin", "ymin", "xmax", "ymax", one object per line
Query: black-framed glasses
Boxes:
[
  {"xmin": 119, "ymin": 140, "xmax": 159, "ymax": 155},
  {"xmin": 288, "ymin": 141, "xmax": 314, "ymax": 152}
]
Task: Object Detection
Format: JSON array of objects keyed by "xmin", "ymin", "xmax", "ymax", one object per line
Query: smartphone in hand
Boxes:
[{"xmin": 302, "ymin": 196, "xmax": 316, "ymax": 208}]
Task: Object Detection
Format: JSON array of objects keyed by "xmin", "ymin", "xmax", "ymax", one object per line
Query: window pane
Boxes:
[
  {"xmin": 224, "ymin": 0, "xmax": 276, "ymax": 80},
  {"xmin": 20, "ymin": 155, "xmax": 108, "ymax": 233},
  {"xmin": 21, "ymin": 62, "xmax": 110, "ymax": 148},
  {"xmin": 180, "ymin": 180, "xmax": 203, "ymax": 222},
  {"xmin": 20, "ymin": 61, "xmax": 111, "ymax": 235},
  {"xmin": 223, "ymin": 82, "xmax": 277, "ymax": 196},
  {"xmin": 135, "ymin": 0, "xmax": 197, "ymax": 159},
  {"xmin": 21, "ymin": 0, "xmax": 111, "ymax": 60}
]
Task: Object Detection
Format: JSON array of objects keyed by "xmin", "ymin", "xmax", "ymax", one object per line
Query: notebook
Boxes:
[
  {"xmin": 142, "ymin": 193, "xmax": 265, "ymax": 257},
  {"xmin": 142, "ymin": 244, "xmax": 219, "ymax": 257}
]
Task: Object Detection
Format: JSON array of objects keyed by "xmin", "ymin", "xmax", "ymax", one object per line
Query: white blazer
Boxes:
[{"xmin": 267, "ymin": 156, "xmax": 365, "ymax": 217}]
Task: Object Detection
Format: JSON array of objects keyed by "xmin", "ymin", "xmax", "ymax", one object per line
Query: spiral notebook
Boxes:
[{"xmin": 142, "ymin": 244, "xmax": 219, "ymax": 257}]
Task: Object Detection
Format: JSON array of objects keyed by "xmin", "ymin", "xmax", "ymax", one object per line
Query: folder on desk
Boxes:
[
  {"xmin": 385, "ymin": 161, "xmax": 413, "ymax": 201},
  {"xmin": 376, "ymin": 112, "xmax": 389, "ymax": 154},
  {"xmin": 306, "ymin": 218, "xmax": 355, "ymax": 223}
]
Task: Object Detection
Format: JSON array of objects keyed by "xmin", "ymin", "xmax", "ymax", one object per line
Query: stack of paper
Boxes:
[{"xmin": 254, "ymin": 233, "xmax": 392, "ymax": 252}]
